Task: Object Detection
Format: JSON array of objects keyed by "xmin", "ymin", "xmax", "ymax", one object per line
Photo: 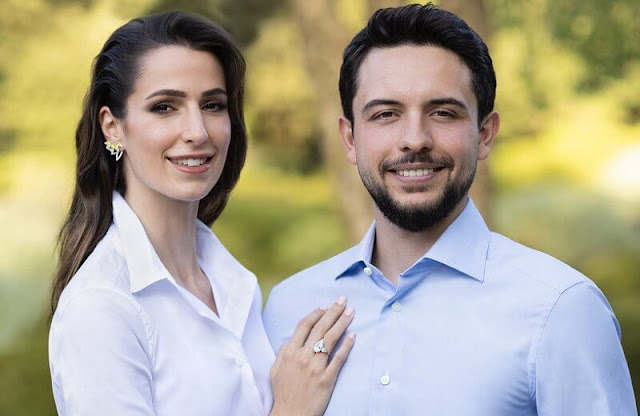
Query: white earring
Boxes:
[{"xmin": 104, "ymin": 141, "xmax": 123, "ymax": 161}]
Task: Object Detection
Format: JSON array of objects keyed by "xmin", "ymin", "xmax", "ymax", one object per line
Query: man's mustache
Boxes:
[{"xmin": 380, "ymin": 152, "xmax": 454, "ymax": 171}]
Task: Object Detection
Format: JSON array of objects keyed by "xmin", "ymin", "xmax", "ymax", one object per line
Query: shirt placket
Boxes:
[
  {"xmin": 172, "ymin": 284, "xmax": 265, "ymax": 416},
  {"xmin": 367, "ymin": 259, "xmax": 438, "ymax": 416},
  {"xmin": 366, "ymin": 267, "xmax": 403, "ymax": 416}
]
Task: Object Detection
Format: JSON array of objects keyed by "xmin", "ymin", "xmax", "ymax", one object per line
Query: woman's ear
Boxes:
[{"xmin": 99, "ymin": 106, "xmax": 122, "ymax": 144}]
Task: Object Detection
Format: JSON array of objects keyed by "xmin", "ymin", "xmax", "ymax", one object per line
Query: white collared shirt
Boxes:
[{"xmin": 49, "ymin": 192, "xmax": 274, "ymax": 415}]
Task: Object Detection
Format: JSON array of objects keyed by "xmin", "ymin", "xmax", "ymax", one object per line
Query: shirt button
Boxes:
[
  {"xmin": 391, "ymin": 301, "xmax": 402, "ymax": 313},
  {"xmin": 234, "ymin": 357, "xmax": 245, "ymax": 367},
  {"xmin": 380, "ymin": 374, "xmax": 391, "ymax": 385},
  {"xmin": 363, "ymin": 266, "xmax": 373, "ymax": 276}
]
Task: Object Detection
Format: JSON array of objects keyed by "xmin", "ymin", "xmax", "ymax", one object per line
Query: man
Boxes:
[{"xmin": 263, "ymin": 4, "xmax": 636, "ymax": 415}]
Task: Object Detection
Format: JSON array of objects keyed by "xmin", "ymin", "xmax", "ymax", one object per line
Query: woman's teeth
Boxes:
[{"xmin": 172, "ymin": 158, "xmax": 206, "ymax": 167}]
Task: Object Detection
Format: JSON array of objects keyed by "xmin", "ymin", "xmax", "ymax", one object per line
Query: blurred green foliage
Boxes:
[
  {"xmin": 244, "ymin": 16, "xmax": 323, "ymax": 172},
  {"xmin": 0, "ymin": 0, "xmax": 638, "ymax": 413}
]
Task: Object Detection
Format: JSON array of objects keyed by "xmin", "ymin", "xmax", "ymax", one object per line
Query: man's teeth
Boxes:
[
  {"xmin": 397, "ymin": 168, "xmax": 435, "ymax": 177},
  {"xmin": 173, "ymin": 158, "xmax": 206, "ymax": 167}
]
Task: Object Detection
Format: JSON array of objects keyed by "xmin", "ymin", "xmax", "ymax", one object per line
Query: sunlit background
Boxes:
[{"xmin": 1, "ymin": 0, "xmax": 639, "ymax": 413}]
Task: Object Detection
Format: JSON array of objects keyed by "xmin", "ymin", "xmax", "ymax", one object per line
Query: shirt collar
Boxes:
[
  {"xmin": 112, "ymin": 191, "xmax": 169, "ymax": 292},
  {"xmin": 424, "ymin": 199, "xmax": 490, "ymax": 282},
  {"xmin": 335, "ymin": 198, "xmax": 490, "ymax": 282},
  {"xmin": 195, "ymin": 219, "xmax": 257, "ymax": 339},
  {"xmin": 111, "ymin": 192, "xmax": 257, "ymax": 339}
]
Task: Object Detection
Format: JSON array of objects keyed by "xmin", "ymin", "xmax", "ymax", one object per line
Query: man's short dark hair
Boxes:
[{"xmin": 339, "ymin": 3, "xmax": 496, "ymax": 128}]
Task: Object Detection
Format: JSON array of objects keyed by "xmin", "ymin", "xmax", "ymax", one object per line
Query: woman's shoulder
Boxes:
[
  {"xmin": 49, "ymin": 270, "xmax": 155, "ymax": 397},
  {"xmin": 53, "ymin": 226, "xmax": 138, "ymax": 324},
  {"xmin": 50, "ymin": 242, "xmax": 153, "ymax": 359}
]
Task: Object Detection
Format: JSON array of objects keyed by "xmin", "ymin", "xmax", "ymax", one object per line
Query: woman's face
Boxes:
[{"xmin": 106, "ymin": 45, "xmax": 231, "ymax": 206}]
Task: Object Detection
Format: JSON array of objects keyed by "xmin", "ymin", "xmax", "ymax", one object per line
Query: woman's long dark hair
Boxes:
[{"xmin": 51, "ymin": 11, "xmax": 247, "ymax": 313}]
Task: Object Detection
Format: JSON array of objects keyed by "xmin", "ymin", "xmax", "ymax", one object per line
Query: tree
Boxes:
[
  {"xmin": 438, "ymin": 0, "xmax": 493, "ymax": 223},
  {"xmin": 288, "ymin": 0, "xmax": 382, "ymax": 242},
  {"xmin": 288, "ymin": 0, "xmax": 413, "ymax": 242}
]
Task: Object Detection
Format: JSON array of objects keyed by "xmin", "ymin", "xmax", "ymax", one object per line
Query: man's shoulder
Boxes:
[
  {"xmin": 488, "ymin": 231, "xmax": 593, "ymax": 294},
  {"xmin": 270, "ymin": 244, "xmax": 359, "ymax": 298}
]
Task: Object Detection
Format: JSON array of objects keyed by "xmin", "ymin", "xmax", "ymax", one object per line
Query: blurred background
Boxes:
[{"xmin": 1, "ymin": 0, "xmax": 639, "ymax": 413}]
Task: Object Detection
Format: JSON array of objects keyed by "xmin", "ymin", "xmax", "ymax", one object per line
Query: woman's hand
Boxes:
[{"xmin": 269, "ymin": 296, "xmax": 355, "ymax": 416}]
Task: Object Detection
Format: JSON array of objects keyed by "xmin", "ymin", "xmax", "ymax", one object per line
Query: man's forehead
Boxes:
[{"xmin": 354, "ymin": 44, "xmax": 475, "ymax": 106}]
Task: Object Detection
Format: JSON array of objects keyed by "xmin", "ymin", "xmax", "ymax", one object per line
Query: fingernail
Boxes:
[
  {"xmin": 348, "ymin": 332, "xmax": 356, "ymax": 339},
  {"xmin": 336, "ymin": 295, "xmax": 347, "ymax": 305},
  {"xmin": 319, "ymin": 306, "xmax": 329, "ymax": 311},
  {"xmin": 344, "ymin": 306, "xmax": 354, "ymax": 317}
]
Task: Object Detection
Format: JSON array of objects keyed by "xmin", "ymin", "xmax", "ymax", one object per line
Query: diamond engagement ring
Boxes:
[{"xmin": 313, "ymin": 339, "xmax": 328, "ymax": 354}]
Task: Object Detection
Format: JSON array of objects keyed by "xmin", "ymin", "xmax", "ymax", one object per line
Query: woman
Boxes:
[{"xmin": 49, "ymin": 11, "xmax": 354, "ymax": 416}]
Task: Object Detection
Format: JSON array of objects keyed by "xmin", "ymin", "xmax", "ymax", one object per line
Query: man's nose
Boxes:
[{"xmin": 398, "ymin": 114, "xmax": 433, "ymax": 152}]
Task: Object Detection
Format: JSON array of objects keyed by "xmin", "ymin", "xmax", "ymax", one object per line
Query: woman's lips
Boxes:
[{"xmin": 168, "ymin": 156, "xmax": 213, "ymax": 174}]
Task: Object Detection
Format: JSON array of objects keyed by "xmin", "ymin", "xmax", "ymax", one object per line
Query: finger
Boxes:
[
  {"xmin": 326, "ymin": 332, "xmax": 356, "ymax": 378},
  {"xmin": 305, "ymin": 296, "xmax": 348, "ymax": 348},
  {"xmin": 289, "ymin": 307, "xmax": 327, "ymax": 347},
  {"xmin": 272, "ymin": 342, "xmax": 288, "ymax": 371},
  {"xmin": 321, "ymin": 306, "xmax": 355, "ymax": 353}
]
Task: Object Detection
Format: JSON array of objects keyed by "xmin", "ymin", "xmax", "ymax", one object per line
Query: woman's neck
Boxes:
[{"xmin": 124, "ymin": 189, "xmax": 201, "ymax": 286}]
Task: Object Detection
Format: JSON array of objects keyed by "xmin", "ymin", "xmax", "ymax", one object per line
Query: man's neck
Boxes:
[{"xmin": 371, "ymin": 197, "xmax": 468, "ymax": 285}]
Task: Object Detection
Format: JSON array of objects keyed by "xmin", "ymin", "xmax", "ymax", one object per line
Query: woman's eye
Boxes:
[
  {"xmin": 151, "ymin": 103, "xmax": 174, "ymax": 113},
  {"xmin": 203, "ymin": 102, "xmax": 227, "ymax": 111}
]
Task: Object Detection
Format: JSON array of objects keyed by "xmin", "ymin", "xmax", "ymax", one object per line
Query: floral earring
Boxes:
[{"xmin": 104, "ymin": 141, "xmax": 123, "ymax": 161}]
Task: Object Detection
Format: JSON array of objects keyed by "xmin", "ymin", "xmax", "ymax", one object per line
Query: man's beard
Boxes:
[{"xmin": 358, "ymin": 154, "xmax": 476, "ymax": 232}]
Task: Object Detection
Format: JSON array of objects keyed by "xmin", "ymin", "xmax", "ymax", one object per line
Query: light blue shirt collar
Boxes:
[{"xmin": 336, "ymin": 198, "xmax": 490, "ymax": 282}]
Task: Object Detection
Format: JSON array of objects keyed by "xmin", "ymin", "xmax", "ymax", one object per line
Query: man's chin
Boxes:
[
  {"xmin": 374, "ymin": 189, "xmax": 469, "ymax": 232},
  {"xmin": 386, "ymin": 192, "xmax": 441, "ymax": 210},
  {"xmin": 362, "ymin": 167, "xmax": 473, "ymax": 231}
]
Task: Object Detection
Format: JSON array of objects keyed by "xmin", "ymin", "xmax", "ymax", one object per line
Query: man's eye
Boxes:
[
  {"xmin": 374, "ymin": 111, "xmax": 395, "ymax": 120},
  {"xmin": 434, "ymin": 110, "xmax": 455, "ymax": 118}
]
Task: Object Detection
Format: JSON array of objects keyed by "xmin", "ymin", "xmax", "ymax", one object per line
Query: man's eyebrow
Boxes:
[
  {"xmin": 145, "ymin": 88, "xmax": 227, "ymax": 100},
  {"xmin": 361, "ymin": 99, "xmax": 402, "ymax": 115},
  {"xmin": 428, "ymin": 97, "xmax": 469, "ymax": 111}
]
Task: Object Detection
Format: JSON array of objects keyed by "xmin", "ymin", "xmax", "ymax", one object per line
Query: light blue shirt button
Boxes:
[
  {"xmin": 391, "ymin": 301, "xmax": 402, "ymax": 312},
  {"xmin": 363, "ymin": 266, "xmax": 373, "ymax": 276},
  {"xmin": 380, "ymin": 373, "xmax": 390, "ymax": 385},
  {"xmin": 235, "ymin": 356, "xmax": 245, "ymax": 367}
]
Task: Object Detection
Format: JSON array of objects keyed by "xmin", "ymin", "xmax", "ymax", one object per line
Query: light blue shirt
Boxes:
[
  {"xmin": 50, "ymin": 192, "xmax": 274, "ymax": 415},
  {"xmin": 263, "ymin": 199, "xmax": 636, "ymax": 415}
]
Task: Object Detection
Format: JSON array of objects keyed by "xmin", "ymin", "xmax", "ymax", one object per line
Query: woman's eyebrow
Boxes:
[
  {"xmin": 145, "ymin": 89, "xmax": 186, "ymax": 100},
  {"xmin": 145, "ymin": 88, "xmax": 227, "ymax": 100},
  {"xmin": 201, "ymin": 88, "xmax": 227, "ymax": 98}
]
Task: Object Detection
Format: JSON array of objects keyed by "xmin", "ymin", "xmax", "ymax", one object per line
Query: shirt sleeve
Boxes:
[
  {"xmin": 534, "ymin": 282, "xmax": 637, "ymax": 415},
  {"xmin": 49, "ymin": 288, "xmax": 156, "ymax": 416}
]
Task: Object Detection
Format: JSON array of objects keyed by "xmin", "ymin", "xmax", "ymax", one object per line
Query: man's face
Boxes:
[{"xmin": 339, "ymin": 45, "xmax": 498, "ymax": 232}]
